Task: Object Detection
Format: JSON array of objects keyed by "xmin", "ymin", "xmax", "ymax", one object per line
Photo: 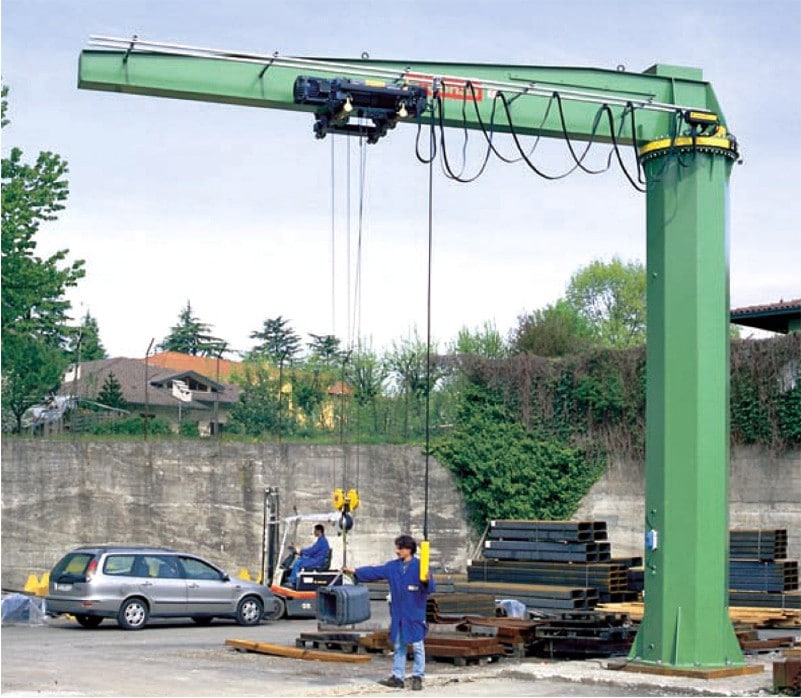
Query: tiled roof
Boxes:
[
  {"xmin": 145, "ymin": 351, "xmax": 242, "ymax": 381},
  {"xmin": 60, "ymin": 356, "xmax": 241, "ymax": 409},
  {"xmin": 730, "ymin": 298, "xmax": 801, "ymax": 334}
]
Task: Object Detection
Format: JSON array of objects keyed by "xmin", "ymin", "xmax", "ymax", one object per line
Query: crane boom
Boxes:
[{"xmin": 78, "ymin": 38, "xmax": 727, "ymax": 146}]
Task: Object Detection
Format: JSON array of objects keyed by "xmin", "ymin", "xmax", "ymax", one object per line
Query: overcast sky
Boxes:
[{"xmin": 2, "ymin": 0, "xmax": 799, "ymax": 358}]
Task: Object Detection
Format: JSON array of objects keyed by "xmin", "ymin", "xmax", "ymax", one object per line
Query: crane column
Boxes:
[{"xmin": 629, "ymin": 127, "xmax": 745, "ymax": 670}]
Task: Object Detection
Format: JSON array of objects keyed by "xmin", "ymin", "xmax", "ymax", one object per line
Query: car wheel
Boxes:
[
  {"xmin": 75, "ymin": 614, "xmax": 103, "ymax": 628},
  {"xmin": 236, "ymin": 596, "xmax": 263, "ymax": 626},
  {"xmin": 191, "ymin": 616, "xmax": 214, "ymax": 625},
  {"xmin": 117, "ymin": 597, "xmax": 149, "ymax": 630},
  {"xmin": 265, "ymin": 596, "xmax": 286, "ymax": 620}
]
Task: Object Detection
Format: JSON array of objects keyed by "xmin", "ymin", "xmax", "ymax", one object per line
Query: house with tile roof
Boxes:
[
  {"xmin": 60, "ymin": 355, "xmax": 241, "ymax": 434},
  {"xmin": 730, "ymin": 298, "xmax": 801, "ymax": 334}
]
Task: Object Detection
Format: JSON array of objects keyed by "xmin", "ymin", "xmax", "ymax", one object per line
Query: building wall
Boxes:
[{"xmin": 2, "ymin": 440, "xmax": 799, "ymax": 590}]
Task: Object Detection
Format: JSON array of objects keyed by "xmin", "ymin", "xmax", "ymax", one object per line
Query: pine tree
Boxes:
[
  {"xmin": 159, "ymin": 300, "xmax": 226, "ymax": 357},
  {"xmin": 97, "ymin": 372, "xmax": 127, "ymax": 409}
]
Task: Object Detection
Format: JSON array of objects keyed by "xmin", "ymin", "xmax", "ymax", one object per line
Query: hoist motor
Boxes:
[{"xmin": 293, "ymin": 76, "xmax": 428, "ymax": 143}]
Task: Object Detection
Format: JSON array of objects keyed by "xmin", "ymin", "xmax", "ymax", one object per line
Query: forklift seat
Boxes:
[{"xmin": 303, "ymin": 548, "xmax": 332, "ymax": 572}]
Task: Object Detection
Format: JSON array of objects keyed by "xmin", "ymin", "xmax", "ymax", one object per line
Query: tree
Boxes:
[
  {"xmin": 2, "ymin": 334, "xmax": 65, "ymax": 432},
  {"xmin": 449, "ymin": 321, "xmax": 508, "ymax": 358},
  {"xmin": 307, "ymin": 333, "xmax": 344, "ymax": 366},
  {"xmin": 65, "ymin": 311, "xmax": 107, "ymax": 363},
  {"xmin": 159, "ymin": 300, "xmax": 226, "ymax": 356},
  {"xmin": 386, "ymin": 330, "xmax": 445, "ymax": 439},
  {"xmin": 511, "ymin": 300, "xmax": 597, "ymax": 357},
  {"xmin": 564, "ymin": 257, "xmax": 646, "ymax": 349},
  {"xmin": 1, "ymin": 86, "xmax": 85, "ymax": 344},
  {"xmin": 228, "ymin": 363, "xmax": 286, "ymax": 437},
  {"xmin": 2, "ymin": 86, "xmax": 85, "ymax": 430},
  {"xmin": 249, "ymin": 316, "xmax": 301, "ymax": 366},
  {"xmin": 346, "ymin": 345, "xmax": 390, "ymax": 432},
  {"xmin": 97, "ymin": 372, "xmax": 127, "ymax": 409},
  {"xmin": 249, "ymin": 316, "xmax": 302, "ymax": 438}
]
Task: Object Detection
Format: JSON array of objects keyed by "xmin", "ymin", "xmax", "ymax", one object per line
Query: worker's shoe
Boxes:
[
  {"xmin": 411, "ymin": 676, "xmax": 423, "ymax": 691},
  {"xmin": 377, "ymin": 676, "xmax": 404, "ymax": 689}
]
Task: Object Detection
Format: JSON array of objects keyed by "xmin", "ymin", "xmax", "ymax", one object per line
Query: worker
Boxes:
[
  {"xmin": 343, "ymin": 534, "xmax": 435, "ymax": 691},
  {"xmin": 287, "ymin": 524, "xmax": 330, "ymax": 587}
]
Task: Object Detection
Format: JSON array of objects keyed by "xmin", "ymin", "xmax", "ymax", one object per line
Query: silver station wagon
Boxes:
[{"xmin": 47, "ymin": 545, "xmax": 278, "ymax": 630}]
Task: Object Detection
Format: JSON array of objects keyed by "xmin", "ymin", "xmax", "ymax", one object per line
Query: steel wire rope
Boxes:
[
  {"xmin": 330, "ymin": 135, "xmax": 339, "ymax": 493},
  {"xmin": 423, "ymin": 98, "xmax": 435, "ymax": 543},
  {"xmin": 349, "ymin": 130, "xmax": 369, "ymax": 493}
]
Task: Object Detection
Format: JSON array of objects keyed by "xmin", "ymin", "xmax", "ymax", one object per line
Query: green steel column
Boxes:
[{"xmin": 629, "ymin": 135, "xmax": 743, "ymax": 668}]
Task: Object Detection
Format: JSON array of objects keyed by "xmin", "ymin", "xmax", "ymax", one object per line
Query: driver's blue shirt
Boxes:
[{"xmin": 298, "ymin": 535, "xmax": 329, "ymax": 569}]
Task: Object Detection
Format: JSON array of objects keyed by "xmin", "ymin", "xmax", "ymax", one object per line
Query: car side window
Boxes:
[
  {"xmin": 104, "ymin": 555, "xmax": 136, "ymax": 576},
  {"xmin": 180, "ymin": 556, "xmax": 224, "ymax": 581},
  {"xmin": 151, "ymin": 555, "xmax": 181, "ymax": 579}
]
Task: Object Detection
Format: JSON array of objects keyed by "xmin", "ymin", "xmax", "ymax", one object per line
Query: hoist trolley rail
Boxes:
[{"xmin": 83, "ymin": 36, "xmax": 725, "ymax": 147}]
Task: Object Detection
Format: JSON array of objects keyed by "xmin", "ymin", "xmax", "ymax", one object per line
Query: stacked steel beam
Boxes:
[
  {"xmin": 455, "ymin": 581, "xmax": 598, "ymax": 611},
  {"xmin": 483, "ymin": 520, "xmax": 611, "ymax": 563},
  {"xmin": 730, "ymin": 529, "xmax": 787, "ymax": 561},
  {"xmin": 533, "ymin": 611, "xmax": 636, "ymax": 658},
  {"xmin": 467, "ymin": 558, "xmax": 631, "ymax": 602},
  {"xmin": 730, "ymin": 560, "xmax": 798, "ymax": 592},
  {"xmin": 427, "ymin": 593, "xmax": 497, "ymax": 621},
  {"xmin": 463, "ymin": 520, "xmax": 642, "ymax": 614},
  {"xmin": 729, "ymin": 528, "xmax": 799, "ymax": 608}
]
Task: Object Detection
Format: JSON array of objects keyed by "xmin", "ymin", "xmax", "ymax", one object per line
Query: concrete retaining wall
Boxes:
[
  {"xmin": 575, "ymin": 445, "xmax": 801, "ymax": 560},
  {"xmin": 2, "ymin": 440, "xmax": 799, "ymax": 590},
  {"xmin": 0, "ymin": 440, "xmax": 473, "ymax": 590}
]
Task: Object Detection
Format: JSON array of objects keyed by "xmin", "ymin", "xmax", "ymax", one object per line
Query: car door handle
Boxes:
[
  {"xmin": 187, "ymin": 583, "xmax": 199, "ymax": 589},
  {"xmin": 141, "ymin": 581, "xmax": 153, "ymax": 587}
]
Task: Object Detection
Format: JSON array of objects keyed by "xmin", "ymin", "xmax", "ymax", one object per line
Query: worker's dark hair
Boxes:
[
  {"xmin": 314, "ymin": 524, "xmax": 325, "ymax": 535},
  {"xmin": 394, "ymin": 534, "xmax": 417, "ymax": 555}
]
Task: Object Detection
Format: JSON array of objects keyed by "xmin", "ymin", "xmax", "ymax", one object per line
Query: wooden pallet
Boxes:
[
  {"xmin": 295, "ymin": 632, "xmax": 363, "ymax": 654},
  {"xmin": 359, "ymin": 630, "xmax": 507, "ymax": 665}
]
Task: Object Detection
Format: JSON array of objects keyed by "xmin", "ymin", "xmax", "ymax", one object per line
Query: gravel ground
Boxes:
[{"xmin": 1, "ymin": 601, "xmax": 791, "ymax": 697}]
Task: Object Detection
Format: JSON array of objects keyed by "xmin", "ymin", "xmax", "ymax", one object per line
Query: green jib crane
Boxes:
[{"xmin": 78, "ymin": 37, "xmax": 745, "ymax": 671}]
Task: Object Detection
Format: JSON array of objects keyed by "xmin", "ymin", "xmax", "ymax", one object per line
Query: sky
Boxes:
[{"xmin": 2, "ymin": 0, "xmax": 800, "ymax": 359}]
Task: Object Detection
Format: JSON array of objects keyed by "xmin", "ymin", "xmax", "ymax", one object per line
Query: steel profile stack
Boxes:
[
  {"xmin": 455, "ymin": 581, "xmax": 598, "ymax": 611},
  {"xmin": 729, "ymin": 528, "xmax": 799, "ymax": 608},
  {"xmin": 463, "ymin": 520, "xmax": 642, "ymax": 614},
  {"xmin": 484, "ymin": 520, "xmax": 611, "ymax": 563},
  {"xmin": 730, "ymin": 529, "xmax": 788, "ymax": 561},
  {"xmin": 534, "ymin": 611, "xmax": 636, "ymax": 658},
  {"xmin": 427, "ymin": 593, "xmax": 497, "ymax": 621},
  {"xmin": 467, "ymin": 558, "xmax": 630, "ymax": 602}
]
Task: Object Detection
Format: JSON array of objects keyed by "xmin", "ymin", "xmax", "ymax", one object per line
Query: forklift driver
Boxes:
[{"xmin": 287, "ymin": 524, "xmax": 330, "ymax": 587}]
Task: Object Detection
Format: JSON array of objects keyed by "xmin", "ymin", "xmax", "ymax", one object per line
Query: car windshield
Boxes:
[{"xmin": 52, "ymin": 552, "xmax": 94, "ymax": 582}]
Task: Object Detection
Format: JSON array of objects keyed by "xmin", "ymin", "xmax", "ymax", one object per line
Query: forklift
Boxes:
[{"xmin": 262, "ymin": 486, "xmax": 358, "ymax": 619}]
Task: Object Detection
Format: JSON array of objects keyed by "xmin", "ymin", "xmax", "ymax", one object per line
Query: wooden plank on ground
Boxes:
[
  {"xmin": 225, "ymin": 639, "xmax": 371, "ymax": 663},
  {"xmin": 597, "ymin": 602, "xmax": 801, "ymax": 627}
]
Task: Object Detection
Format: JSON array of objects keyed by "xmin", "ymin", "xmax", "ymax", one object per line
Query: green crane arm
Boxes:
[{"xmin": 78, "ymin": 40, "xmax": 726, "ymax": 146}]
